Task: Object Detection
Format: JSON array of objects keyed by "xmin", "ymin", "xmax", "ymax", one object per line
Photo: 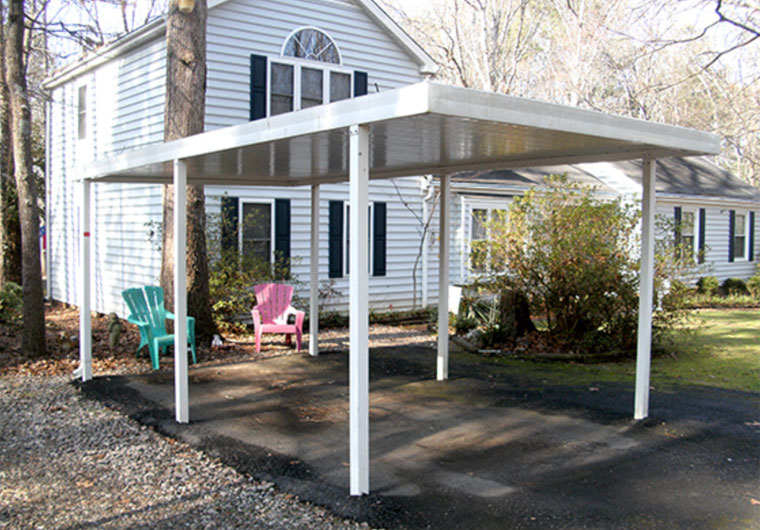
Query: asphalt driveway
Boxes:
[{"xmin": 81, "ymin": 344, "xmax": 760, "ymax": 529}]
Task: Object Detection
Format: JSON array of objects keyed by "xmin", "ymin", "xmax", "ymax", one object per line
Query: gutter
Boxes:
[{"xmin": 42, "ymin": 17, "xmax": 166, "ymax": 90}]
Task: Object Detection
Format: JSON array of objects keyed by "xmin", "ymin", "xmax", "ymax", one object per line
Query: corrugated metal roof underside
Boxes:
[{"xmin": 86, "ymin": 83, "xmax": 720, "ymax": 186}]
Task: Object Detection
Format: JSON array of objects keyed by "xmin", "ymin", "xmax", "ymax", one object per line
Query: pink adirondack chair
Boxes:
[{"xmin": 251, "ymin": 283, "xmax": 305, "ymax": 353}]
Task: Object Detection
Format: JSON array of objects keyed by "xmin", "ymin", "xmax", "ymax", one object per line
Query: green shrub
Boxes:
[
  {"xmin": 206, "ymin": 205, "xmax": 301, "ymax": 332},
  {"xmin": 721, "ymin": 278, "xmax": 749, "ymax": 296},
  {"xmin": 0, "ymin": 282, "xmax": 22, "ymax": 323},
  {"xmin": 747, "ymin": 276, "xmax": 760, "ymax": 298},
  {"xmin": 470, "ymin": 175, "xmax": 695, "ymax": 355},
  {"xmin": 696, "ymin": 276, "xmax": 719, "ymax": 295}
]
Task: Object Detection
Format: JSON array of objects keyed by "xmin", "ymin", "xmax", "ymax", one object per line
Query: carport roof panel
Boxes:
[{"xmin": 85, "ymin": 82, "xmax": 720, "ymax": 185}]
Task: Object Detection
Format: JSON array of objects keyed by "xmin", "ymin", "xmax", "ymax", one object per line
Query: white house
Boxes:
[
  {"xmin": 437, "ymin": 156, "xmax": 758, "ymax": 289},
  {"xmin": 44, "ymin": 0, "xmax": 442, "ymax": 317},
  {"xmin": 43, "ymin": 0, "xmax": 754, "ymax": 323},
  {"xmin": 51, "ymin": 1, "xmax": 724, "ymax": 494}
]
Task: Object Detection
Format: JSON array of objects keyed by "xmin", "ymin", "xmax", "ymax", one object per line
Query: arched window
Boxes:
[{"xmin": 282, "ymin": 27, "xmax": 341, "ymax": 64}]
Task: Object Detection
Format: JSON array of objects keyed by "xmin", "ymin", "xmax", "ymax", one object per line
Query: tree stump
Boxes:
[{"xmin": 498, "ymin": 290, "xmax": 536, "ymax": 341}]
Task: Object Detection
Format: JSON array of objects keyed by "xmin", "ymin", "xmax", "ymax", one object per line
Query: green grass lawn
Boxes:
[{"xmin": 464, "ymin": 309, "xmax": 760, "ymax": 393}]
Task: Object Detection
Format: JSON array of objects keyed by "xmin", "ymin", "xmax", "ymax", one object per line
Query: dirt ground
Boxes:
[{"xmin": 0, "ymin": 302, "xmax": 434, "ymax": 377}]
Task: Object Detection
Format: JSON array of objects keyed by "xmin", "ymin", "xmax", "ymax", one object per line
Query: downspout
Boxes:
[
  {"xmin": 460, "ymin": 195, "xmax": 466, "ymax": 283},
  {"xmin": 421, "ymin": 175, "xmax": 434, "ymax": 307},
  {"xmin": 44, "ymin": 97, "xmax": 52, "ymax": 300}
]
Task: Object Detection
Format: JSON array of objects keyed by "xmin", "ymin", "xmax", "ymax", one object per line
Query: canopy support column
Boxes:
[
  {"xmin": 78, "ymin": 179, "xmax": 92, "ymax": 382},
  {"xmin": 635, "ymin": 158, "xmax": 656, "ymax": 420},
  {"xmin": 173, "ymin": 159, "xmax": 189, "ymax": 424},
  {"xmin": 309, "ymin": 184, "xmax": 320, "ymax": 357},
  {"xmin": 349, "ymin": 124, "xmax": 370, "ymax": 496},
  {"xmin": 437, "ymin": 174, "xmax": 450, "ymax": 381}
]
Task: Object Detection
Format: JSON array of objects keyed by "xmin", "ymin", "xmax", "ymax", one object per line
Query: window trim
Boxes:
[
  {"xmin": 281, "ymin": 26, "xmax": 343, "ymax": 65},
  {"xmin": 467, "ymin": 203, "xmax": 508, "ymax": 273},
  {"xmin": 267, "ymin": 57, "xmax": 354, "ymax": 116},
  {"xmin": 238, "ymin": 199, "xmax": 275, "ymax": 264},
  {"xmin": 679, "ymin": 207, "xmax": 700, "ymax": 261},
  {"xmin": 733, "ymin": 210, "xmax": 750, "ymax": 261},
  {"xmin": 77, "ymin": 84, "xmax": 87, "ymax": 140}
]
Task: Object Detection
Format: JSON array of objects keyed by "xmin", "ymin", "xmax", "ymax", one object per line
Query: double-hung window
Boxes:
[
  {"xmin": 728, "ymin": 209, "xmax": 755, "ymax": 263},
  {"xmin": 77, "ymin": 85, "xmax": 87, "ymax": 139},
  {"xmin": 250, "ymin": 27, "xmax": 366, "ymax": 121},
  {"xmin": 733, "ymin": 211, "xmax": 747, "ymax": 260},
  {"xmin": 469, "ymin": 206, "xmax": 507, "ymax": 272},
  {"xmin": 240, "ymin": 201, "xmax": 273, "ymax": 264}
]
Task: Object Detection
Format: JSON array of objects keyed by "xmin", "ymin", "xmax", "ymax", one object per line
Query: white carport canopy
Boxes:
[{"xmin": 78, "ymin": 81, "xmax": 719, "ymax": 496}]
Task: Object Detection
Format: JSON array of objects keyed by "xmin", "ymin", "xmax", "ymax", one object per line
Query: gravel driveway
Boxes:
[{"xmin": 0, "ymin": 375, "xmax": 372, "ymax": 529}]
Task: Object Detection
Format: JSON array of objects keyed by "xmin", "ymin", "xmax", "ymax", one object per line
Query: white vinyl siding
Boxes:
[
  {"xmin": 207, "ymin": 178, "xmax": 428, "ymax": 312},
  {"xmin": 656, "ymin": 202, "xmax": 758, "ymax": 283},
  {"xmin": 205, "ymin": 0, "xmax": 422, "ymax": 130},
  {"xmin": 48, "ymin": 37, "xmax": 166, "ymax": 316}
]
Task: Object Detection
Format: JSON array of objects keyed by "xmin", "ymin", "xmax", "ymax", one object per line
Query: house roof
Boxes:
[
  {"xmin": 617, "ymin": 157, "xmax": 760, "ymax": 202},
  {"xmin": 83, "ymin": 82, "xmax": 720, "ymax": 186},
  {"xmin": 449, "ymin": 156, "xmax": 759, "ymax": 203},
  {"xmin": 43, "ymin": 0, "xmax": 437, "ymax": 89},
  {"xmin": 450, "ymin": 165, "xmax": 620, "ymax": 195}
]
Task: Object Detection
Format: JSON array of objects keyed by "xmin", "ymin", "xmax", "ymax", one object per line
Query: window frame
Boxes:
[
  {"xmin": 238, "ymin": 199, "xmax": 275, "ymax": 264},
  {"xmin": 77, "ymin": 84, "xmax": 87, "ymax": 140},
  {"xmin": 467, "ymin": 203, "xmax": 508, "ymax": 273},
  {"xmin": 679, "ymin": 207, "xmax": 699, "ymax": 261},
  {"xmin": 267, "ymin": 57, "xmax": 354, "ymax": 116},
  {"xmin": 280, "ymin": 26, "xmax": 343, "ymax": 65},
  {"xmin": 733, "ymin": 210, "xmax": 749, "ymax": 261}
]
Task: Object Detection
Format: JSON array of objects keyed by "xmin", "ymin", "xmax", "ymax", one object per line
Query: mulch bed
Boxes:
[{"xmin": 0, "ymin": 302, "xmax": 296, "ymax": 377}]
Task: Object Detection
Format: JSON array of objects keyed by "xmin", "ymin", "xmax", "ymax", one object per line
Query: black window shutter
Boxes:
[
  {"xmin": 329, "ymin": 201, "xmax": 343, "ymax": 278},
  {"xmin": 250, "ymin": 54, "xmax": 267, "ymax": 120},
  {"xmin": 373, "ymin": 202, "xmax": 386, "ymax": 277},
  {"xmin": 221, "ymin": 196, "xmax": 239, "ymax": 253},
  {"xmin": 274, "ymin": 199, "xmax": 291, "ymax": 270},
  {"xmin": 698, "ymin": 208, "xmax": 706, "ymax": 264},
  {"xmin": 673, "ymin": 206, "xmax": 682, "ymax": 246},
  {"xmin": 354, "ymin": 71, "xmax": 368, "ymax": 97},
  {"xmin": 749, "ymin": 211, "xmax": 756, "ymax": 261},
  {"xmin": 728, "ymin": 210, "xmax": 735, "ymax": 263}
]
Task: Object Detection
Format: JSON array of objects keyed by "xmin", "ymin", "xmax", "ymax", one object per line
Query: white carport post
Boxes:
[
  {"xmin": 635, "ymin": 158, "xmax": 656, "ymax": 420},
  {"xmin": 173, "ymin": 159, "xmax": 189, "ymax": 424},
  {"xmin": 78, "ymin": 179, "xmax": 93, "ymax": 382},
  {"xmin": 309, "ymin": 184, "xmax": 320, "ymax": 357},
  {"xmin": 349, "ymin": 124, "xmax": 370, "ymax": 495},
  {"xmin": 437, "ymin": 174, "xmax": 450, "ymax": 381}
]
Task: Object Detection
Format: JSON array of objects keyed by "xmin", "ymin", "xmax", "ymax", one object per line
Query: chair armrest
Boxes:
[
  {"xmin": 126, "ymin": 315, "xmax": 148, "ymax": 327},
  {"xmin": 285, "ymin": 306, "xmax": 305, "ymax": 328},
  {"xmin": 251, "ymin": 308, "xmax": 262, "ymax": 329}
]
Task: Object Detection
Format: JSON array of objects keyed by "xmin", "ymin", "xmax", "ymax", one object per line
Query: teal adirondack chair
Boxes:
[{"xmin": 122, "ymin": 286, "xmax": 197, "ymax": 370}]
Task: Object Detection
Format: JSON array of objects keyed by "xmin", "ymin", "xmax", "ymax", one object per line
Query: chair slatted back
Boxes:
[
  {"xmin": 254, "ymin": 283, "xmax": 294, "ymax": 325},
  {"xmin": 123, "ymin": 286, "xmax": 167, "ymax": 336}
]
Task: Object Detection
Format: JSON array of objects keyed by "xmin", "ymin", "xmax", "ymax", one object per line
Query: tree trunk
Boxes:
[
  {"xmin": 498, "ymin": 289, "xmax": 536, "ymax": 342},
  {"xmin": 0, "ymin": 2, "xmax": 22, "ymax": 287},
  {"xmin": 5, "ymin": 0, "xmax": 45, "ymax": 356},
  {"xmin": 161, "ymin": 0, "xmax": 215, "ymax": 342}
]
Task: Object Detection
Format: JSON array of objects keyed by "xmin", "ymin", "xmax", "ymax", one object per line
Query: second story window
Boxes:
[
  {"xmin": 249, "ymin": 27, "xmax": 367, "ymax": 121},
  {"xmin": 283, "ymin": 28, "xmax": 341, "ymax": 64}
]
